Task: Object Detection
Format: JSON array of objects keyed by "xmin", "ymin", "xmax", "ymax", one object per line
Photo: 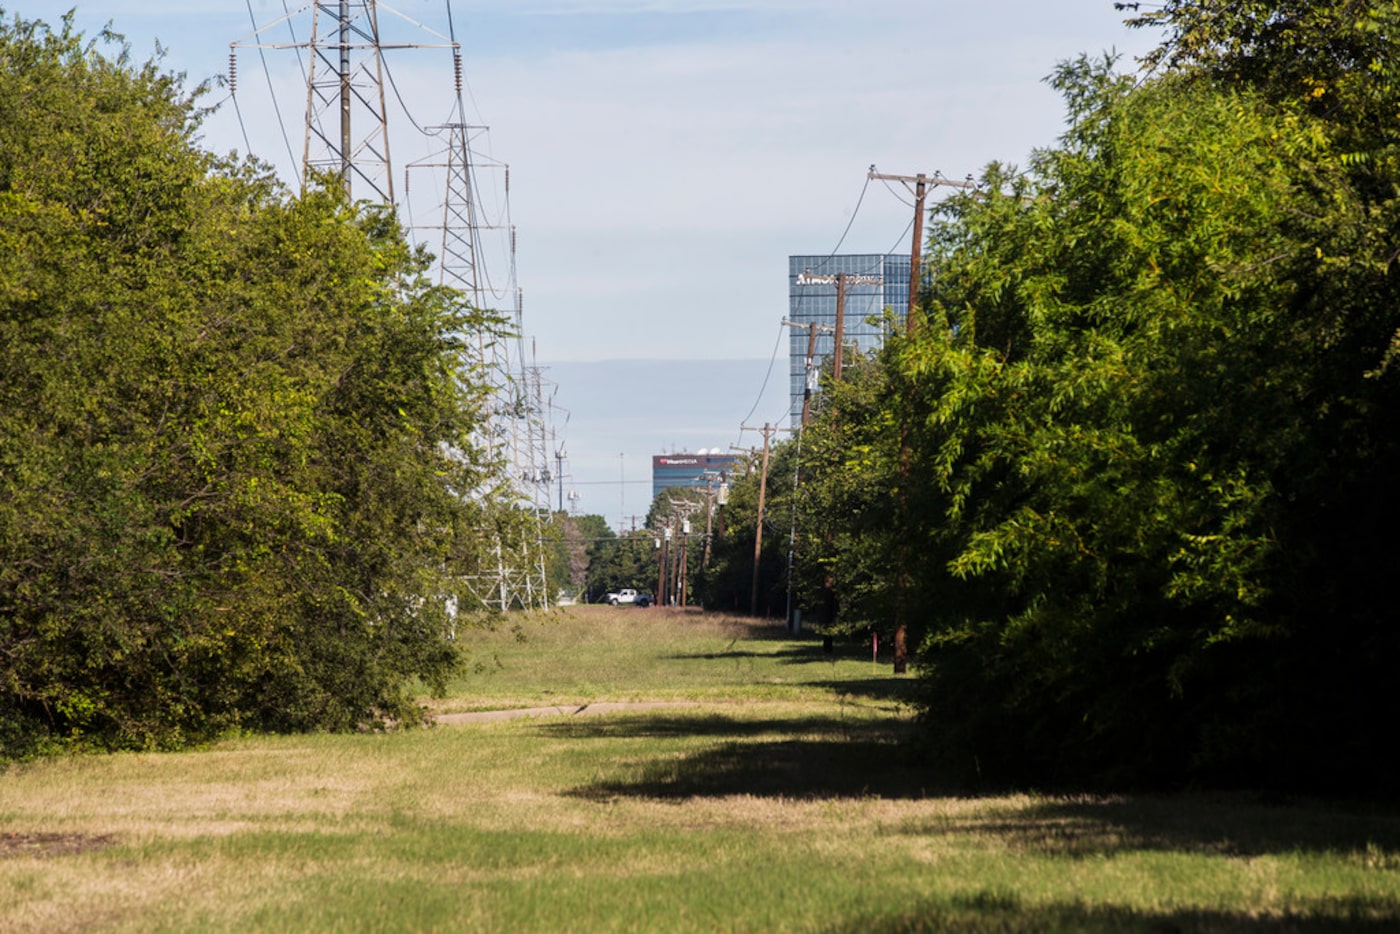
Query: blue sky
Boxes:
[{"xmin": 16, "ymin": 1, "xmax": 1160, "ymax": 529}]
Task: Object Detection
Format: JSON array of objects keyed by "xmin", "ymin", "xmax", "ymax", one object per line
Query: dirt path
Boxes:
[{"xmin": 434, "ymin": 701, "xmax": 700, "ymax": 725}]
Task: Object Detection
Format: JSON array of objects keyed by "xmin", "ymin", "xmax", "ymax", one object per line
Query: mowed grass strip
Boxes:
[
  {"xmin": 2, "ymin": 607, "xmax": 1398, "ymax": 932},
  {"xmin": 437, "ymin": 605, "xmax": 910, "ymax": 711}
]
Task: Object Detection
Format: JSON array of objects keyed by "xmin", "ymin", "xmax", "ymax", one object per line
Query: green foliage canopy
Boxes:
[
  {"xmin": 903, "ymin": 48, "xmax": 1400, "ymax": 789},
  {"xmin": 1, "ymin": 13, "xmax": 501, "ymax": 755},
  {"xmin": 769, "ymin": 7, "xmax": 1400, "ymax": 790}
]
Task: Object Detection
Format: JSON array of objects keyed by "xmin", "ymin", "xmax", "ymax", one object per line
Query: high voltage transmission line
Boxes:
[{"xmin": 230, "ymin": 1, "xmax": 554, "ymax": 611}]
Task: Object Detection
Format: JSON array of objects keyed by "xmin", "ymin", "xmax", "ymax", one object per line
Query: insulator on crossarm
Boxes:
[
  {"xmin": 228, "ymin": 51, "xmax": 237, "ymax": 93},
  {"xmin": 453, "ymin": 50, "xmax": 462, "ymax": 94}
]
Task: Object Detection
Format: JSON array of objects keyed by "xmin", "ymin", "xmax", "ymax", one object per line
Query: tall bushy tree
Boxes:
[
  {"xmin": 543, "ymin": 512, "xmax": 612, "ymax": 602},
  {"xmin": 1, "ymin": 13, "xmax": 499, "ymax": 755},
  {"xmin": 781, "ymin": 350, "xmax": 901, "ymax": 637},
  {"xmin": 693, "ymin": 451, "xmax": 788, "ymax": 617},
  {"xmin": 901, "ymin": 42, "xmax": 1400, "ymax": 790}
]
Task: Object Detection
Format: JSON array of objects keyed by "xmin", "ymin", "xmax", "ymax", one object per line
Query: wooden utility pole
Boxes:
[
  {"xmin": 867, "ymin": 170, "xmax": 976, "ymax": 335},
  {"xmin": 737, "ymin": 423, "xmax": 787, "ymax": 617},
  {"xmin": 750, "ymin": 425, "xmax": 774, "ymax": 617},
  {"xmin": 702, "ymin": 477, "xmax": 719, "ymax": 568},
  {"xmin": 677, "ymin": 517, "xmax": 690, "ymax": 607},
  {"xmin": 656, "ymin": 524, "xmax": 669, "ymax": 606},
  {"xmin": 781, "ymin": 319, "xmax": 833, "ymax": 426},
  {"xmin": 672, "ymin": 528, "xmax": 683, "ymax": 606},
  {"xmin": 867, "ymin": 167, "xmax": 976, "ymax": 673}
]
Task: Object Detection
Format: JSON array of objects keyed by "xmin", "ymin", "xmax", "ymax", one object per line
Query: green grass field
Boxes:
[{"xmin": 3, "ymin": 606, "xmax": 1399, "ymax": 932}]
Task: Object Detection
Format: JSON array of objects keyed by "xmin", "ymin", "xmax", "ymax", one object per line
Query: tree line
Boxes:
[
  {"xmin": 0, "ymin": 13, "xmax": 525, "ymax": 756},
  {"xmin": 705, "ymin": 1, "xmax": 1400, "ymax": 794}
]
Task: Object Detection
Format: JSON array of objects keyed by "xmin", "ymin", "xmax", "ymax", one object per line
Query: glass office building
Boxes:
[
  {"xmin": 652, "ymin": 452, "xmax": 741, "ymax": 501},
  {"xmin": 787, "ymin": 254, "xmax": 910, "ymax": 426}
]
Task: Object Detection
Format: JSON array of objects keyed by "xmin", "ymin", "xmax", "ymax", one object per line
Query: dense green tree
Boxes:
[
  {"xmin": 541, "ymin": 512, "xmax": 611, "ymax": 602},
  {"xmin": 900, "ymin": 47, "xmax": 1400, "ymax": 789},
  {"xmin": 693, "ymin": 449, "xmax": 789, "ymax": 617},
  {"xmin": 584, "ymin": 529, "xmax": 655, "ymax": 602},
  {"xmin": 1, "ymin": 13, "xmax": 501, "ymax": 755},
  {"xmin": 791, "ymin": 351, "xmax": 899, "ymax": 634},
  {"xmin": 774, "ymin": 5, "xmax": 1400, "ymax": 792}
]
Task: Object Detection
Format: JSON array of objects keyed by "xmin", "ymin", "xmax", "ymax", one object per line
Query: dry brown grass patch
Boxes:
[{"xmin": 0, "ymin": 831, "xmax": 118, "ymax": 859}]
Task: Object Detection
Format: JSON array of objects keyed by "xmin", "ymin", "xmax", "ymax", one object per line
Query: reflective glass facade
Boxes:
[
  {"xmin": 788, "ymin": 254, "xmax": 910, "ymax": 425},
  {"xmin": 652, "ymin": 453, "xmax": 741, "ymax": 501}
]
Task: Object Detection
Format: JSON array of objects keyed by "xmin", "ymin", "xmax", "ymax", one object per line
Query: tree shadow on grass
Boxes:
[
  {"xmin": 664, "ymin": 642, "xmax": 922, "ymax": 703},
  {"xmin": 665, "ymin": 644, "xmax": 835, "ymax": 664},
  {"xmin": 554, "ymin": 712, "xmax": 946, "ymax": 801},
  {"xmin": 552, "ymin": 712, "xmax": 1400, "ymax": 865},
  {"xmin": 537, "ymin": 711, "xmax": 873, "ymax": 739},
  {"xmin": 831, "ymin": 892, "xmax": 1400, "ymax": 932},
  {"xmin": 907, "ymin": 793, "xmax": 1400, "ymax": 860},
  {"xmin": 538, "ymin": 713, "xmax": 895, "ymax": 742},
  {"xmin": 806, "ymin": 676, "xmax": 920, "ymax": 706}
]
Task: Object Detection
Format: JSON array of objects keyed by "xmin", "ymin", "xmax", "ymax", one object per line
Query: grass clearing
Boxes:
[
  {"xmin": 440, "ymin": 605, "xmax": 906, "ymax": 710},
  {"xmin": 4, "ymin": 606, "xmax": 1399, "ymax": 931}
]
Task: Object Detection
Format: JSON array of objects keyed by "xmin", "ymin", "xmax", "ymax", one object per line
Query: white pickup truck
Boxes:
[{"xmin": 606, "ymin": 588, "xmax": 653, "ymax": 607}]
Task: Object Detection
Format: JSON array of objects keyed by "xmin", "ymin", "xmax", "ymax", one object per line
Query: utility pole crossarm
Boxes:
[
  {"xmin": 231, "ymin": 0, "xmax": 458, "ymax": 50},
  {"xmin": 870, "ymin": 164, "xmax": 972, "ymax": 334},
  {"xmin": 783, "ymin": 317, "xmax": 836, "ymax": 424},
  {"xmin": 867, "ymin": 169, "xmax": 978, "ymax": 191},
  {"xmin": 794, "ymin": 272, "xmax": 875, "ymax": 383}
]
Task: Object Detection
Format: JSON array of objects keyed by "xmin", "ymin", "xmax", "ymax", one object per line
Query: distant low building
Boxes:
[{"xmin": 652, "ymin": 451, "xmax": 740, "ymax": 502}]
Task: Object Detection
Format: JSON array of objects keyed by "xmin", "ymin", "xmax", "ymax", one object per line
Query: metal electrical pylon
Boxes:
[
  {"xmin": 232, "ymin": 2, "xmax": 454, "ymax": 200},
  {"xmin": 301, "ymin": 0, "xmax": 392, "ymax": 199},
  {"xmin": 406, "ymin": 124, "xmax": 551, "ymax": 611},
  {"xmin": 232, "ymin": 2, "xmax": 553, "ymax": 611}
]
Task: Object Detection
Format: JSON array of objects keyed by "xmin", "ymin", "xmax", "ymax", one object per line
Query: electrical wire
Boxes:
[
  {"xmin": 877, "ymin": 174, "xmax": 914, "ymax": 207},
  {"xmin": 231, "ymin": 89, "xmax": 254, "ymax": 155},
  {"xmin": 883, "ymin": 212, "xmax": 917, "ymax": 260},
  {"xmin": 245, "ymin": 0, "xmax": 299, "ymax": 175},
  {"xmin": 282, "ymin": 0, "xmax": 309, "ymax": 89},
  {"xmin": 440, "ymin": 0, "xmax": 515, "ymax": 307},
  {"xmin": 808, "ymin": 173, "xmax": 871, "ymax": 274},
  {"xmin": 234, "ymin": 0, "xmax": 543, "ymax": 502},
  {"xmin": 382, "ymin": 57, "xmax": 431, "ymax": 135},
  {"xmin": 444, "ymin": 0, "xmax": 488, "ymax": 129},
  {"xmin": 733, "ymin": 321, "xmax": 788, "ymax": 451}
]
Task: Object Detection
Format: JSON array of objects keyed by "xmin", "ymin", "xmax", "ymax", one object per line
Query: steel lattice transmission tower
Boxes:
[
  {"xmin": 407, "ymin": 122, "xmax": 552, "ymax": 611},
  {"xmin": 301, "ymin": 0, "xmax": 392, "ymax": 199},
  {"xmin": 232, "ymin": 1, "xmax": 552, "ymax": 611},
  {"xmin": 233, "ymin": 1, "xmax": 452, "ymax": 199}
]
